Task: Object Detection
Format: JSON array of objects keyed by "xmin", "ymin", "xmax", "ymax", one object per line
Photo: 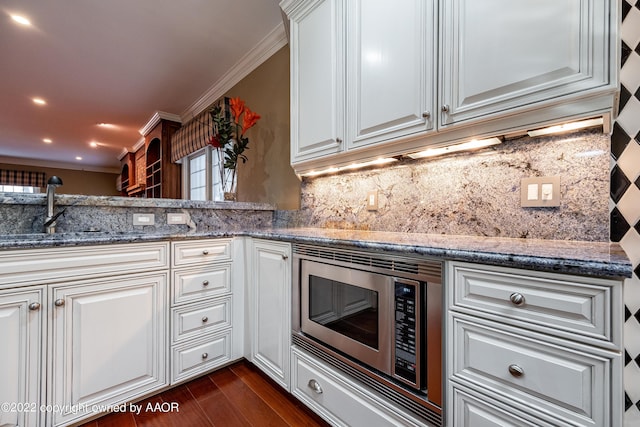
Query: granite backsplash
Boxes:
[
  {"xmin": 276, "ymin": 129, "xmax": 610, "ymax": 242},
  {"xmin": 0, "ymin": 194, "xmax": 275, "ymax": 235}
]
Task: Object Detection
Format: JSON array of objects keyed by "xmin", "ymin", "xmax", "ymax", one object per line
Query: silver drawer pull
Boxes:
[
  {"xmin": 422, "ymin": 111, "xmax": 431, "ymax": 119},
  {"xmin": 509, "ymin": 292, "xmax": 525, "ymax": 306},
  {"xmin": 441, "ymin": 104, "xmax": 450, "ymax": 113},
  {"xmin": 307, "ymin": 379, "xmax": 323, "ymax": 395},
  {"xmin": 508, "ymin": 364, "xmax": 524, "ymax": 378},
  {"xmin": 282, "ymin": 254, "xmax": 289, "ymax": 260},
  {"xmin": 202, "ymin": 353, "xmax": 209, "ymax": 359},
  {"xmin": 54, "ymin": 299, "xmax": 65, "ymax": 307},
  {"xmin": 29, "ymin": 302, "xmax": 41, "ymax": 311},
  {"xmin": 202, "ymin": 316, "xmax": 209, "ymax": 323},
  {"xmin": 202, "ymin": 280, "xmax": 210, "ymax": 287},
  {"xmin": 202, "ymin": 250, "xmax": 209, "ymax": 255}
]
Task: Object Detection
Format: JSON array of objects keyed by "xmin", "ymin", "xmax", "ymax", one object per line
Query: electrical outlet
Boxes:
[
  {"xmin": 133, "ymin": 213, "xmax": 155, "ymax": 225},
  {"xmin": 367, "ymin": 190, "xmax": 378, "ymax": 211},
  {"xmin": 167, "ymin": 213, "xmax": 187, "ymax": 225}
]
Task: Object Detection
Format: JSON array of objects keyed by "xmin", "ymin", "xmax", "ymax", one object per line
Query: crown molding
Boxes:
[
  {"xmin": 0, "ymin": 156, "xmax": 120, "ymax": 174},
  {"xmin": 181, "ymin": 22, "xmax": 288, "ymax": 121},
  {"xmin": 139, "ymin": 111, "xmax": 182, "ymax": 136},
  {"xmin": 132, "ymin": 137, "xmax": 146, "ymax": 152}
]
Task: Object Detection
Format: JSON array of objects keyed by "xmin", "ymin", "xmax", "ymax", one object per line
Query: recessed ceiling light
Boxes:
[
  {"xmin": 75, "ymin": 156, "xmax": 83, "ymax": 161},
  {"xmin": 10, "ymin": 14, "xmax": 31, "ymax": 26},
  {"xmin": 32, "ymin": 98, "xmax": 46, "ymax": 105},
  {"xmin": 43, "ymin": 138, "xmax": 52, "ymax": 144},
  {"xmin": 89, "ymin": 141, "xmax": 98, "ymax": 148},
  {"xmin": 97, "ymin": 123, "xmax": 115, "ymax": 128}
]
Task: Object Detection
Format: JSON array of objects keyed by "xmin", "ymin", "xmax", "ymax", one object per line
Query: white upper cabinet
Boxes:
[
  {"xmin": 281, "ymin": 0, "xmax": 618, "ymax": 175},
  {"xmin": 287, "ymin": 0, "xmax": 345, "ymax": 163},
  {"xmin": 346, "ymin": 0, "xmax": 436, "ymax": 149},
  {"xmin": 439, "ymin": 0, "xmax": 613, "ymax": 126}
]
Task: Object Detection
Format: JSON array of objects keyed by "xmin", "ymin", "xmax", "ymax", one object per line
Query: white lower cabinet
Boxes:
[
  {"xmin": 291, "ymin": 347, "xmax": 427, "ymax": 427},
  {"xmin": 446, "ymin": 261, "xmax": 623, "ymax": 427},
  {"xmin": 0, "ymin": 287, "xmax": 45, "ymax": 427},
  {"xmin": 49, "ymin": 271, "xmax": 168, "ymax": 427},
  {"xmin": 248, "ymin": 238, "xmax": 292, "ymax": 390},
  {"xmin": 169, "ymin": 239, "xmax": 240, "ymax": 385}
]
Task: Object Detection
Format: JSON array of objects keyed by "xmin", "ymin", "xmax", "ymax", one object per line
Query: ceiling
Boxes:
[{"xmin": 0, "ymin": 0, "xmax": 286, "ymax": 173}]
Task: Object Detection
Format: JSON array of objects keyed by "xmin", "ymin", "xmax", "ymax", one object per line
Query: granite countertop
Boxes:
[{"xmin": 0, "ymin": 228, "xmax": 631, "ymax": 279}]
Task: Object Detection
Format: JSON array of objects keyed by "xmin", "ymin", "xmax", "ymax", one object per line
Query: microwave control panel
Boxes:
[{"xmin": 393, "ymin": 279, "xmax": 423, "ymax": 389}]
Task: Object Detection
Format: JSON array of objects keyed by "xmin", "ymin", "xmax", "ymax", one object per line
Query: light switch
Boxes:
[
  {"xmin": 367, "ymin": 190, "xmax": 378, "ymax": 211},
  {"xmin": 541, "ymin": 183, "xmax": 553, "ymax": 201},
  {"xmin": 167, "ymin": 213, "xmax": 187, "ymax": 224},
  {"xmin": 527, "ymin": 184, "xmax": 539, "ymax": 200},
  {"xmin": 133, "ymin": 213, "xmax": 155, "ymax": 225}
]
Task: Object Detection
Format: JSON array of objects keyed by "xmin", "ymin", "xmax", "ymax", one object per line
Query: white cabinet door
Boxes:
[
  {"xmin": 0, "ymin": 287, "xmax": 45, "ymax": 427},
  {"xmin": 346, "ymin": 0, "xmax": 436, "ymax": 149},
  {"xmin": 288, "ymin": 0, "xmax": 345, "ymax": 163},
  {"xmin": 49, "ymin": 272, "xmax": 167, "ymax": 427},
  {"xmin": 249, "ymin": 239, "xmax": 291, "ymax": 390},
  {"xmin": 440, "ymin": 0, "xmax": 611, "ymax": 126}
]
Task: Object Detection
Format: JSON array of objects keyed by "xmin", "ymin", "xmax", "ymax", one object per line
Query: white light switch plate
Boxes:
[
  {"xmin": 521, "ymin": 177, "xmax": 560, "ymax": 207},
  {"xmin": 167, "ymin": 213, "xmax": 187, "ymax": 225}
]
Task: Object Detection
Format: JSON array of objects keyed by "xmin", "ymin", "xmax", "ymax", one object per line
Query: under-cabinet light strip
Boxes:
[
  {"xmin": 406, "ymin": 137, "xmax": 502, "ymax": 160},
  {"xmin": 526, "ymin": 117, "xmax": 604, "ymax": 137}
]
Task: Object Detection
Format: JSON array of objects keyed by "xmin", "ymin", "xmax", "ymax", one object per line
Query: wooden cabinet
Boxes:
[
  {"xmin": 144, "ymin": 119, "xmax": 181, "ymax": 199},
  {"xmin": 446, "ymin": 262, "xmax": 623, "ymax": 427},
  {"xmin": 281, "ymin": 0, "xmax": 618, "ymax": 175},
  {"xmin": 248, "ymin": 239, "xmax": 291, "ymax": 390},
  {"xmin": 49, "ymin": 272, "xmax": 167, "ymax": 427},
  {"xmin": 0, "ymin": 287, "xmax": 45, "ymax": 427},
  {"xmin": 169, "ymin": 239, "xmax": 238, "ymax": 384}
]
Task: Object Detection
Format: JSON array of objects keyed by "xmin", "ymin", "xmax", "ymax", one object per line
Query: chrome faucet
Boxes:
[{"xmin": 44, "ymin": 176, "xmax": 64, "ymax": 234}]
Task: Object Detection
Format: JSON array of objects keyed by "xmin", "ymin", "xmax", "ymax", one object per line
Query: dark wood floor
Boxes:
[{"xmin": 78, "ymin": 360, "xmax": 329, "ymax": 427}]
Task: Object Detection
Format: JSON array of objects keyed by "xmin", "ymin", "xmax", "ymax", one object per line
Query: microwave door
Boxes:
[{"xmin": 300, "ymin": 260, "xmax": 392, "ymax": 374}]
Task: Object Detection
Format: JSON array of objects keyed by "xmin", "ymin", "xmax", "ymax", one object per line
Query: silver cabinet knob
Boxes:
[
  {"xmin": 307, "ymin": 379, "xmax": 323, "ymax": 394},
  {"xmin": 202, "ymin": 250, "xmax": 209, "ymax": 255},
  {"xmin": 509, "ymin": 292, "xmax": 525, "ymax": 306},
  {"xmin": 336, "ymin": 138, "xmax": 343, "ymax": 144},
  {"xmin": 202, "ymin": 316, "xmax": 209, "ymax": 323},
  {"xmin": 508, "ymin": 364, "xmax": 524, "ymax": 378},
  {"xmin": 202, "ymin": 353, "xmax": 209, "ymax": 359},
  {"xmin": 29, "ymin": 302, "xmax": 41, "ymax": 311},
  {"xmin": 441, "ymin": 105, "xmax": 450, "ymax": 112},
  {"xmin": 282, "ymin": 254, "xmax": 289, "ymax": 260},
  {"xmin": 422, "ymin": 111, "xmax": 431, "ymax": 119},
  {"xmin": 54, "ymin": 299, "xmax": 65, "ymax": 307},
  {"xmin": 202, "ymin": 280, "xmax": 209, "ymax": 287}
]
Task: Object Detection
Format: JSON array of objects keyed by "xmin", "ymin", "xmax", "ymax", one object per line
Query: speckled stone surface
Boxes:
[
  {"xmin": 0, "ymin": 194, "xmax": 275, "ymax": 234},
  {"xmin": 249, "ymin": 228, "xmax": 631, "ymax": 279},
  {"xmin": 276, "ymin": 129, "xmax": 610, "ymax": 241},
  {"xmin": 0, "ymin": 227, "xmax": 630, "ymax": 279}
]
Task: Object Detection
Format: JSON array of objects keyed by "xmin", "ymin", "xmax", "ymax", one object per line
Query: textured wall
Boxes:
[
  {"xmin": 614, "ymin": 1, "xmax": 640, "ymax": 425},
  {"xmin": 281, "ymin": 129, "xmax": 610, "ymax": 241}
]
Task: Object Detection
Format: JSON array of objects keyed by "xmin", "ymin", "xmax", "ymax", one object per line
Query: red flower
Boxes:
[
  {"xmin": 209, "ymin": 134, "xmax": 223, "ymax": 148},
  {"xmin": 241, "ymin": 108, "xmax": 261, "ymax": 135},
  {"xmin": 229, "ymin": 97, "xmax": 245, "ymax": 125}
]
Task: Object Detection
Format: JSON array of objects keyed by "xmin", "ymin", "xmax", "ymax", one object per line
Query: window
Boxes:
[
  {"xmin": 0, "ymin": 185, "xmax": 40, "ymax": 193},
  {"xmin": 182, "ymin": 147, "xmax": 223, "ymax": 201}
]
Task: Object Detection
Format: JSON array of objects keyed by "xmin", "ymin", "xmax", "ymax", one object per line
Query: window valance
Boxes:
[
  {"xmin": 171, "ymin": 98, "xmax": 229, "ymax": 163},
  {"xmin": 0, "ymin": 169, "xmax": 47, "ymax": 187}
]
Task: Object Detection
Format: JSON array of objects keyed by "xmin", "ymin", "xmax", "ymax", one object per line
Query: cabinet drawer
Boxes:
[
  {"xmin": 171, "ymin": 330, "xmax": 232, "ymax": 384},
  {"xmin": 172, "ymin": 264, "xmax": 231, "ymax": 305},
  {"xmin": 291, "ymin": 348, "xmax": 424, "ymax": 427},
  {"xmin": 450, "ymin": 262, "xmax": 619, "ymax": 347},
  {"xmin": 172, "ymin": 297, "xmax": 231, "ymax": 343},
  {"xmin": 451, "ymin": 385, "xmax": 554, "ymax": 427},
  {"xmin": 171, "ymin": 240, "xmax": 231, "ymax": 268},
  {"xmin": 0, "ymin": 242, "xmax": 169, "ymax": 286},
  {"xmin": 450, "ymin": 315, "xmax": 616, "ymax": 427}
]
